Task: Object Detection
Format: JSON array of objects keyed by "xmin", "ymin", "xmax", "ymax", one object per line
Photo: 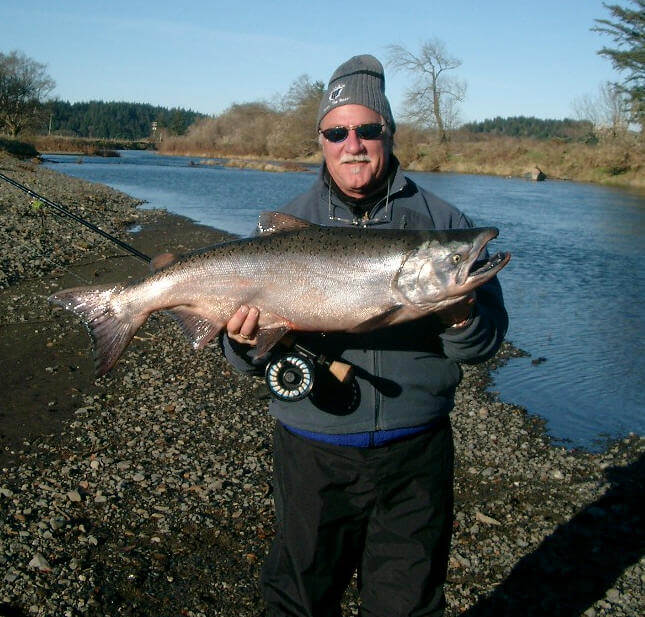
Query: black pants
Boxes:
[{"xmin": 261, "ymin": 420, "xmax": 454, "ymax": 617}]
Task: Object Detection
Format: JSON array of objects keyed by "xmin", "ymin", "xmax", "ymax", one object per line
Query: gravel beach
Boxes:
[{"xmin": 0, "ymin": 152, "xmax": 643, "ymax": 617}]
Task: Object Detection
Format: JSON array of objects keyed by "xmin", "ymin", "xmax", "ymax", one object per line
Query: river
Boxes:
[{"xmin": 42, "ymin": 150, "xmax": 645, "ymax": 451}]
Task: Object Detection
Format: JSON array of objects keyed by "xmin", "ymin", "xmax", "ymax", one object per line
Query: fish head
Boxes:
[{"xmin": 395, "ymin": 227, "xmax": 510, "ymax": 312}]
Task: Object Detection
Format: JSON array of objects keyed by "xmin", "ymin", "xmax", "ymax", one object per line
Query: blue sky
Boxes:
[{"xmin": 1, "ymin": 0, "xmax": 619, "ymax": 123}]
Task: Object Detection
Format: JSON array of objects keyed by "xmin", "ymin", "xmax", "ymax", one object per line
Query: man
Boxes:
[{"xmin": 222, "ymin": 55, "xmax": 508, "ymax": 617}]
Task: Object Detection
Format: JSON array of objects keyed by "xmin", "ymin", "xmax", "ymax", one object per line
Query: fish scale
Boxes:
[{"xmin": 49, "ymin": 211, "xmax": 510, "ymax": 376}]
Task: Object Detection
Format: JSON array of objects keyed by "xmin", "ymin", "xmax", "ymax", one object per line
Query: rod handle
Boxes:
[{"xmin": 328, "ymin": 360, "xmax": 354, "ymax": 384}]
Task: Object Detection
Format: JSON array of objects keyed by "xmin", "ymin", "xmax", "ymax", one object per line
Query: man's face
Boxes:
[{"xmin": 319, "ymin": 104, "xmax": 391, "ymax": 199}]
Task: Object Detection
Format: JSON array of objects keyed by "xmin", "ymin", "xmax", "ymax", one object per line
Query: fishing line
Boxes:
[
  {"xmin": 29, "ymin": 243, "xmax": 94, "ymax": 286},
  {"xmin": 0, "ymin": 171, "xmax": 151, "ymax": 264}
]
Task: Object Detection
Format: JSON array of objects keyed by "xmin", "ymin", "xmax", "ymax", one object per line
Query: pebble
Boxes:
[
  {"xmin": 475, "ymin": 511, "xmax": 501, "ymax": 526},
  {"xmin": 28, "ymin": 553, "xmax": 51, "ymax": 572},
  {"xmin": 0, "ymin": 153, "xmax": 642, "ymax": 617}
]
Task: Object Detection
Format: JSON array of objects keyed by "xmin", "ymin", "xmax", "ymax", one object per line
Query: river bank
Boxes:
[
  {"xmin": 155, "ymin": 133, "xmax": 645, "ymax": 190},
  {"xmin": 0, "ymin": 153, "xmax": 643, "ymax": 617},
  {"xmin": 13, "ymin": 132, "xmax": 645, "ymax": 189}
]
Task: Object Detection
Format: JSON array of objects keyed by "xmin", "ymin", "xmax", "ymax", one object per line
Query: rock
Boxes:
[
  {"xmin": 28, "ymin": 552, "xmax": 51, "ymax": 572},
  {"xmin": 475, "ymin": 511, "xmax": 501, "ymax": 526},
  {"xmin": 66, "ymin": 490, "xmax": 82, "ymax": 502}
]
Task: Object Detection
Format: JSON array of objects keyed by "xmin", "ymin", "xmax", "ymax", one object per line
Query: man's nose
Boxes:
[{"xmin": 343, "ymin": 128, "xmax": 365, "ymax": 153}]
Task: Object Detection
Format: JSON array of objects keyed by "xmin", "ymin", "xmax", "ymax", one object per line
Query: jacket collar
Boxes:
[{"xmin": 318, "ymin": 156, "xmax": 408, "ymax": 225}]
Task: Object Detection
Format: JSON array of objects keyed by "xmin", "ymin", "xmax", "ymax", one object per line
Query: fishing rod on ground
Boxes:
[
  {"xmin": 0, "ymin": 171, "xmax": 354, "ymax": 401},
  {"xmin": 0, "ymin": 171, "xmax": 151, "ymax": 264}
]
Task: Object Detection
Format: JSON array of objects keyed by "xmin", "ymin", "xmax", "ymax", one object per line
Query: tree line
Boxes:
[
  {"xmin": 461, "ymin": 116, "xmax": 594, "ymax": 141},
  {"xmin": 45, "ymin": 100, "xmax": 204, "ymax": 140}
]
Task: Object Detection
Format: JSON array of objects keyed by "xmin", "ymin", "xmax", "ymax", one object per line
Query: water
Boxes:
[
  {"xmin": 42, "ymin": 150, "xmax": 645, "ymax": 451},
  {"xmin": 43, "ymin": 150, "xmax": 314, "ymax": 236}
]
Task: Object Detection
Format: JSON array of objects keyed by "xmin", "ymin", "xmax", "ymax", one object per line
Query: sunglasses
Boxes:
[{"xmin": 319, "ymin": 123, "xmax": 385, "ymax": 143}]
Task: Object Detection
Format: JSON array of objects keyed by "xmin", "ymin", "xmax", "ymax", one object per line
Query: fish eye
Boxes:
[{"xmin": 451, "ymin": 254, "xmax": 462, "ymax": 264}]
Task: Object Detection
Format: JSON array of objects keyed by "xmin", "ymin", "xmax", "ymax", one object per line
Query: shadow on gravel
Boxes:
[
  {"xmin": 461, "ymin": 453, "xmax": 644, "ymax": 617},
  {"xmin": 0, "ymin": 603, "xmax": 28, "ymax": 617}
]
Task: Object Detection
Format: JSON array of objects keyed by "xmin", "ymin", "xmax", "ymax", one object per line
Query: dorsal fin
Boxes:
[
  {"xmin": 257, "ymin": 211, "xmax": 315, "ymax": 235},
  {"xmin": 149, "ymin": 252, "xmax": 177, "ymax": 272}
]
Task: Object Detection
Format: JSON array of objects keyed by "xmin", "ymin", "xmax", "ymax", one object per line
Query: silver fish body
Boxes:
[{"xmin": 49, "ymin": 212, "xmax": 510, "ymax": 376}]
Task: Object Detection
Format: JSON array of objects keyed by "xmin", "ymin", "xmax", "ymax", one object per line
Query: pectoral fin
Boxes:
[{"xmin": 253, "ymin": 325, "xmax": 292, "ymax": 357}]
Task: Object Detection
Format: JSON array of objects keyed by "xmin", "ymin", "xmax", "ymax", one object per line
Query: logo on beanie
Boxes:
[{"xmin": 329, "ymin": 84, "xmax": 345, "ymax": 102}]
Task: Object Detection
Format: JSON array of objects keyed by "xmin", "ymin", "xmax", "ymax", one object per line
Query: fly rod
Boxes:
[
  {"xmin": 0, "ymin": 170, "xmax": 354, "ymax": 393},
  {"xmin": 0, "ymin": 171, "xmax": 151, "ymax": 264}
]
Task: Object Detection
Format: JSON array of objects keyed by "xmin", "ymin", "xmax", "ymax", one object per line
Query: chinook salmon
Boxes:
[{"xmin": 48, "ymin": 211, "xmax": 510, "ymax": 376}]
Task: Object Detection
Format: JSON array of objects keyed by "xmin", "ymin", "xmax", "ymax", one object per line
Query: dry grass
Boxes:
[
  {"xmin": 27, "ymin": 135, "xmax": 150, "ymax": 155},
  {"xmin": 14, "ymin": 129, "xmax": 643, "ymax": 190},
  {"xmin": 402, "ymin": 135, "xmax": 645, "ymax": 189}
]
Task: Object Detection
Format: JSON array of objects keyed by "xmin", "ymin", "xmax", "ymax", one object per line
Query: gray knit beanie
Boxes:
[{"xmin": 317, "ymin": 54, "xmax": 396, "ymax": 132}]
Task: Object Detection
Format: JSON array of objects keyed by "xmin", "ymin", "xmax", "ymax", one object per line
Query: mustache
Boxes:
[{"xmin": 340, "ymin": 154, "xmax": 371, "ymax": 164}]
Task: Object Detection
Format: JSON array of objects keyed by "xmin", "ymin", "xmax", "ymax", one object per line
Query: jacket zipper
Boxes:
[
  {"xmin": 342, "ymin": 177, "xmax": 404, "ymax": 438},
  {"xmin": 373, "ymin": 349, "xmax": 381, "ymax": 432},
  {"xmin": 362, "ymin": 185, "xmax": 404, "ymax": 436}
]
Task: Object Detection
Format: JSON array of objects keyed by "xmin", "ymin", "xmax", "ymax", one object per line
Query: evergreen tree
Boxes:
[
  {"xmin": 461, "ymin": 116, "xmax": 592, "ymax": 140},
  {"xmin": 593, "ymin": 1, "xmax": 645, "ymax": 130},
  {"xmin": 44, "ymin": 100, "xmax": 203, "ymax": 139}
]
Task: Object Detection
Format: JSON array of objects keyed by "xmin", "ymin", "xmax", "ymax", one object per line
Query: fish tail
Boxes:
[{"xmin": 48, "ymin": 284, "xmax": 146, "ymax": 376}]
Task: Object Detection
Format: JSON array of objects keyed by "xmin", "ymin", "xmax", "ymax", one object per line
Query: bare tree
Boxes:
[
  {"xmin": 387, "ymin": 39, "xmax": 466, "ymax": 143},
  {"xmin": 268, "ymin": 75, "xmax": 324, "ymax": 158},
  {"xmin": 0, "ymin": 50, "xmax": 55, "ymax": 136},
  {"xmin": 573, "ymin": 81, "xmax": 631, "ymax": 138}
]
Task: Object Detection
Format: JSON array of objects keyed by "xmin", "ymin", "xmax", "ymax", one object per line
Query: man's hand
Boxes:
[
  {"xmin": 227, "ymin": 305, "xmax": 260, "ymax": 345},
  {"xmin": 436, "ymin": 293, "xmax": 476, "ymax": 329}
]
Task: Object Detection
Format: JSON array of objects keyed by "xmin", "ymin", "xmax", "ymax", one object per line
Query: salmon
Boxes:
[{"xmin": 48, "ymin": 211, "xmax": 510, "ymax": 376}]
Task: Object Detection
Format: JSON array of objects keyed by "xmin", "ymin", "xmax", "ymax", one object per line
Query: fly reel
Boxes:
[
  {"xmin": 264, "ymin": 341, "xmax": 354, "ymax": 403},
  {"xmin": 265, "ymin": 353, "xmax": 316, "ymax": 402}
]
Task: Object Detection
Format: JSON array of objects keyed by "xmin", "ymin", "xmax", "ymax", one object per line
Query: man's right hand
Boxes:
[{"xmin": 227, "ymin": 305, "xmax": 260, "ymax": 345}]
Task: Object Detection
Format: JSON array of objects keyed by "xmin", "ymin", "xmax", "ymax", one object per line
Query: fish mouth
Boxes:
[
  {"xmin": 462, "ymin": 228, "xmax": 511, "ymax": 288},
  {"xmin": 467, "ymin": 251, "xmax": 511, "ymax": 281}
]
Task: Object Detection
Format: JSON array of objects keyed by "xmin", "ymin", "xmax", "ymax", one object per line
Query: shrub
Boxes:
[{"xmin": 0, "ymin": 137, "xmax": 39, "ymax": 158}]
